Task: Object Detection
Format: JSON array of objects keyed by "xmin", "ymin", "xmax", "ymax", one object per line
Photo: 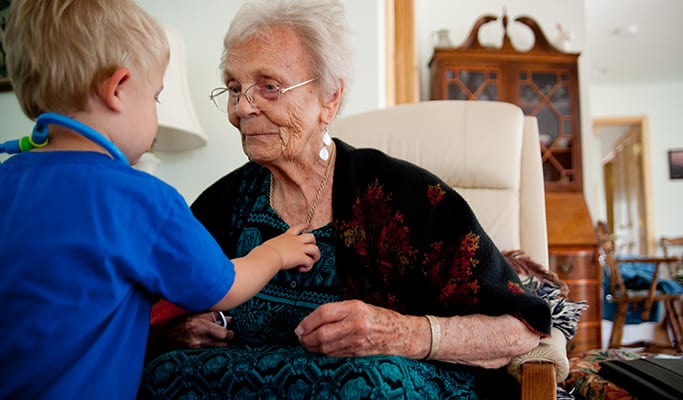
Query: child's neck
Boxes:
[{"xmin": 34, "ymin": 125, "xmax": 111, "ymax": 157}]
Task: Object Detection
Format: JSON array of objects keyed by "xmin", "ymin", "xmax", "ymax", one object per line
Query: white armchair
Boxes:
[{"xmin": 330, "ymin": 100, "xmax": 567, "ymax": 400}]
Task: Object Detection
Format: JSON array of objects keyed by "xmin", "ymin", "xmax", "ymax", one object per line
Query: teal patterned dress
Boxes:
[{"xmin": 140, "ymin": 139, "xmax": 552, "ymax": 399}]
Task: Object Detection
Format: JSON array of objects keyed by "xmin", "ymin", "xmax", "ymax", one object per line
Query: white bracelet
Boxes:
[
  {"xmin": 424, "ymin": 315, "xmax": 441, "ymax": 360},
  {"xmin": 213, "ymin": 311, "xmax": 227, "ymax": 327}
]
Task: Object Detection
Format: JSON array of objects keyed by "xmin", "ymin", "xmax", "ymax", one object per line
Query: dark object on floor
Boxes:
[{"xmin": 598, "ymin": 357, "xmax": 683, "ymax": 400}]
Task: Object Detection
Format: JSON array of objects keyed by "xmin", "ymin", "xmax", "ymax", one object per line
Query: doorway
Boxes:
[{"xmin": 593, "ymin": 116, "xmax": 655, "ymax": 255}]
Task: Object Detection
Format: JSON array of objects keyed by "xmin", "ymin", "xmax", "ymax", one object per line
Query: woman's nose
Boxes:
[{"xmin": 234, "ymin": 93, "xmax": 260, "ymax": 116}]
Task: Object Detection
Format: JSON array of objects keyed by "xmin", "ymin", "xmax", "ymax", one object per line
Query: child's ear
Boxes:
[{"xmin": 100, "ymin": 68, "xmax": 130, "ymax": 112}]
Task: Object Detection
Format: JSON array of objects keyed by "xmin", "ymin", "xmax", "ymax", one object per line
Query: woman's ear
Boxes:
[
  {"xmin": 99, "ymin": 68, "xmax": 130, "ymax": 112},
  {"xmin": 320, "ymin": 79, "xmax": 344, "ymax": 123}
]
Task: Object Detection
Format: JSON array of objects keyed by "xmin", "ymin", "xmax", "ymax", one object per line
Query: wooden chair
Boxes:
[
  {"xmin": 661, "ymin": 236, "xmax": 683, "ymax": 282},
  {"xmin": 596, "ymin": 221, "xmax": 683, "ymax": 351}
]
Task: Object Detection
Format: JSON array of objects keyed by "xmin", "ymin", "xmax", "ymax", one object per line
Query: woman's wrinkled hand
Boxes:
[
  {"xmin": 162, "ymin": 312, "xmax": 234, "ymax": 349},
  {"xmin": 294, "ymin": 300, "xmax": 425, "ymax": 358}
]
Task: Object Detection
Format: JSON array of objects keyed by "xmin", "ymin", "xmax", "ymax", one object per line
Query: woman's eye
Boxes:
[
  {"xmin": 227, "ymin": 86, "xmax": 241, "ymax": 96},
  {"xmin": 262, "ymin": 83, "xmax": 279, "ymax": 92}
]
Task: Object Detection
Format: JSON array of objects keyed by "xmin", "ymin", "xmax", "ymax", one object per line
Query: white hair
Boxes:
[{"xmin": 220, "ymin": 0, "xmax": 354, "ymax": 114}]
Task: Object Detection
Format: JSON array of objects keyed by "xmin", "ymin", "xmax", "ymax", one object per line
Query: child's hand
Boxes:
[{"xmin": 262, "ymin": 224, "xmax": 320, "ymax": 272}]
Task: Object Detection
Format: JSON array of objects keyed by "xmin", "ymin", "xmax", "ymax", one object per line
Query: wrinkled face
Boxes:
[{"xmin": 223, "ymin": 26, "xmax": 323, "ymax": 164}]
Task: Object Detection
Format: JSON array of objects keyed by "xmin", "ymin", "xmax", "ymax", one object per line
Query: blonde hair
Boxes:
[
  {"xmin": 4, "ymin": 0, "xmax": 169, "ymax": 119},
  {"xmin": 221, "ymin": 0, "xmax": 354, "ymax": 114}
]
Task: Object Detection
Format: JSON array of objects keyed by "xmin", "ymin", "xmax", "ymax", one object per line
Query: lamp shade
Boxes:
[{"xmin": 154, "ymin": 26, "xmax": 208, "ymax": 152}]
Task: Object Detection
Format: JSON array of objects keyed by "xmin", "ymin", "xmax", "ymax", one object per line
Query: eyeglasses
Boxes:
[{"xmin": 209, "ymin": 78, "xmax": 318, "ymax": 113}]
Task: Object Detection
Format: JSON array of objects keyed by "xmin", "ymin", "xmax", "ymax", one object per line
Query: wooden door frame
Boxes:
[
  {"xmin": 386, "ymin": 0, "xmax": 418, "ymax": 105},
  {"xmin": 593, "ymin": 116, "xmax": 655, "ymax": 254}
]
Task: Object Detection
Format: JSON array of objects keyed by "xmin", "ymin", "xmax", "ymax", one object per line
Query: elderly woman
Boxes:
[{"xmin": 142, "ymin": 0, "xmax": 555, "ymax": 398}]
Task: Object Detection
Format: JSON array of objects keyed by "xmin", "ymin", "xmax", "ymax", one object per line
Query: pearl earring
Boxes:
[{"xmin": 319, "ymin": 127, "xmax": 332, "ymax": 161}]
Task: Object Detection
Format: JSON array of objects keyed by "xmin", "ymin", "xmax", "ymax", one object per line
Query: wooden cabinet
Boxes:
[
  {"xmin": 429, "ymin": 14, "xmax": 602, "ymax": 354},
  {"xmin": 550, "ymin": 250, "xmax": 601, "ymax": 354},
  {"xmin": 428, "ymin": 14, "xmax": 582, "ymax": 192},
  {"xmin": 546, "ymin": 192, "xmax": 602, "ymax": 354}
]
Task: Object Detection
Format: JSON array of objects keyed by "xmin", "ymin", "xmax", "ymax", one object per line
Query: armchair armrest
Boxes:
[
  {"xmin": 510, "ymin": 327, "xmax": 569, "ymax": 400},
  {"xmin": 508, "ymin": 327, "xmax": 570, "ymax": 383},
  {"xmin": 521, "ymin": 362, "xmax": 557, "ymax": 400}
]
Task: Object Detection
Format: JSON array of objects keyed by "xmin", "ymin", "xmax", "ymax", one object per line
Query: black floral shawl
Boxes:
[{"xmin": 330, "ymin": 139, "xmax": 551, "ymax": 336}]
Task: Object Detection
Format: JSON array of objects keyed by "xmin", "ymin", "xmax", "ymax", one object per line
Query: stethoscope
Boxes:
[{"xmin": 0, "ymin": 112, "xmax": 128, "ymax": 165}]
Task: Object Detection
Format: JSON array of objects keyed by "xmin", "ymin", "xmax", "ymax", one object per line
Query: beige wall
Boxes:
[{"xmin": 590, "ymin": 82, "xmax": 683, "ymax": 240}]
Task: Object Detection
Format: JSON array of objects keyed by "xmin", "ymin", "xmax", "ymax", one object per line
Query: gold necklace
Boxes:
[{"xmin": 269, "ymin": 146, "xmax": 335, "ymax": 226}]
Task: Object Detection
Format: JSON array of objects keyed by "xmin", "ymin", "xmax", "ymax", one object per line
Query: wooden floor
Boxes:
[{"xmin": 645, "ymin": 320, "xmax": 679, "ymax": 354}]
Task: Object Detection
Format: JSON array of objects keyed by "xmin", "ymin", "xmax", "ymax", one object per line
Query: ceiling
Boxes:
[{"xmin": 585, "ymin": 0, "xmax": 683, "ymax": 85}]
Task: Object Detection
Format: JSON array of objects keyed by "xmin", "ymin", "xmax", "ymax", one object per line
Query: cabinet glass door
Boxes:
[
  {"xmin": 516, "ymin": 69, "xmax": 576, "ymax": 186},
  {"xmin": 442, "ymin": 68, "xmax": 500, "ymax": 101}
]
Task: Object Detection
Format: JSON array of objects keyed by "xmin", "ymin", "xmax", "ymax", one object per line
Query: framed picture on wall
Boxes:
[
  {"xmin": 1, "ymin": 0, "xmax": 12, "ymax": 92},
  {"xmin": 669, "ymin": 149, "xmax": 683, "ymax": 180}
]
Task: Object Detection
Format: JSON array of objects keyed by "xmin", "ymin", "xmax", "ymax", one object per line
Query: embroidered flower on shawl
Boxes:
[
  {"xmin": 339, "ymin": 180, "xmax": 418, "ymax": 278},
  {"xmin": 427, "ymin": 184, "xmax": 446, "ymax": 205},
  {"xmin": 432, "ymin": 232, "xmax": 482, "ymax": 306},
  {"xmin": 339, "ymin": 179, "xmax": 484, "ymax": 309},
  {"xmin": 507, "ymin": 281, "xmax": 525, "ymax": 295}
]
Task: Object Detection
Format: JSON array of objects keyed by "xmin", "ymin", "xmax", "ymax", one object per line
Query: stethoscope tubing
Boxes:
[{"xmin": 1, "ymin": 112, "xmax": 128, "ymax": 165}]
